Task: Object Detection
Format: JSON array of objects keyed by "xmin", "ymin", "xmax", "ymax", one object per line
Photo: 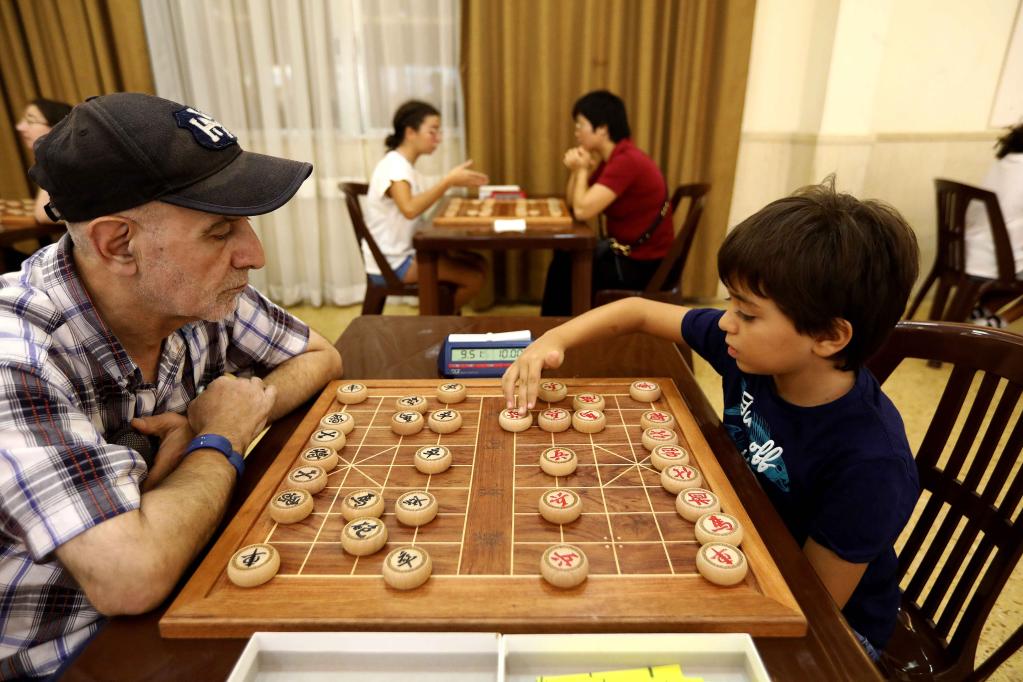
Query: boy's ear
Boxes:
[{"xmin": 812, "ymin": 318, "xmax": 853, "ymax": 358}]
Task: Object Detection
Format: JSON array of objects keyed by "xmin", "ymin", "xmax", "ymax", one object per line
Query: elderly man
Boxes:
[{"xmin": 0, "ymin": 93, "xmax": 342, "ymax": 679}]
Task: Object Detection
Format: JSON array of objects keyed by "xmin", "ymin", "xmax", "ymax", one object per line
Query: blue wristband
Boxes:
[{"xmin": 184, "ymin": 434, "xmax": 244, "ymax": 479}]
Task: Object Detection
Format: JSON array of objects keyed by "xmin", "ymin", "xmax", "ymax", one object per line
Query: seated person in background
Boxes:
[
  {"xmin": 508, "ymin": 180, "xmax": 921, "ymax": 661},
  {"xmin": 364, "ymin": 100, "xmax": 488, "ymax": 310},
  {"xmin": 965, "ymin": 121, "xmax": 1023, "ymax": 327},
  {"xmin": 541, "ymin": 90, "xmax": 673, "ymax": 316},
  {"xmin": 15, "ymin": 97, "xmax": 73, "ymax": 224},
  {"xmin": 0, "ymin": 93, "xmax": 342, "ymax": 679}
]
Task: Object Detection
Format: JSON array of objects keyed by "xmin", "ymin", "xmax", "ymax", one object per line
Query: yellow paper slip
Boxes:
[{"xmin": 536, "ymin": 663, "xmax": 703, "ymax": 682}]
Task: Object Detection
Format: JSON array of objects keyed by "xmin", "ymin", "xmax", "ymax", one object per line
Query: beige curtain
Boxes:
[
  {"xmin": 463, "ymin": 0, "xmax": 755, "ymax": 302},
  {"xmin": 0, "ymin": 0, "xmax": 154, "ymax": 199}
]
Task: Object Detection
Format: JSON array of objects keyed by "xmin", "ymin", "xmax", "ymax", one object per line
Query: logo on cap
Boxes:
[{"xmin": 173, "ymin": 106, "xmax": 237, "ymax": 150}]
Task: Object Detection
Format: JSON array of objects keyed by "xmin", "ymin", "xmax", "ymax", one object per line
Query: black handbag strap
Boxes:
[{"xmin": 609, "ymin": 184, "xmax": 670, "ymax": 256}]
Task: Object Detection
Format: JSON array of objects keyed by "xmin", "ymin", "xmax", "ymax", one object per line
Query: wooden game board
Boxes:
[
  {"xmin": 0, "ymin": 199, "xmax": 37, "ymax": 227},
  {"xmin": 433, "ymin": 197, "xmax": 573, "ymax": 229},
  {"xmin": 160, "ymin": 379, "xmax": 806, "ymax": 638}
]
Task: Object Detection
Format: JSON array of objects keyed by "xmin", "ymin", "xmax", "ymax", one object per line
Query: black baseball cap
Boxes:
[{"xmin": 29, "ymin": 92, "xmax": 313, "ymax": 222}]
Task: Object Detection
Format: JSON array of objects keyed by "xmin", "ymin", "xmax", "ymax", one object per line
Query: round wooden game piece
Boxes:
[
  {"xmin": 286, "ymin": 465, "xmax": 327, "ymax": 494},
  {"xmin": 341, "ymin": 517, "xmax": 388, "ymax": 556},
  {"xmin": 382, "ymin": 545, "xmax": 433, "ymax": 590},
  {"xmin": 299, "ymin": 446, "xmax": 339, "ymax": 472},
  {"xmin": 571, "ymin": 409, "xmax": 606, "ymax": 434},
  {"xmin": 649, "ymin": 444, "xmax": 690, "ymax": 471},
  {"xmin": 630, "ymin": 380, "xmax": 662, "ymax": 403},
  {"xmin": 660, "ymin": 464, "xmax": 704, "ymax": 494},
  {"xmin": 538, "ymin": 380, "xmax": 568, "ymax": 403},
  {"xmin": 391, "ymin": 410, "xmax": 425, "ymax": 436},
  {"xmin": 395, "ymin": 490, "xmax": 439, "ymax": 526},
  {"xmin": 538, "ymin": 407, "xmax": 572, "ymax": 432},
  {"xmin": 642, "ymin": 427, "xmax": 678, "ymax": 451},
  {"xmin": 696, "ymin": 542, "xmax": 748, "ymax": 586},
  {"xmin": 694, "ymin": 512, "xmax": 744, "ymax": 547},
  {"xmin": 396, "ymin": 395, "xmax": 428, "ymax": 413},
  {"xmin": 498, "ymin": 407, "xmax": 533, "ymax": 432},
  {"xmin": 676, "ymin": 487, "xmax": 721, "ymax": 522},
  {"xmin": 341, "ymin": 489, "xmax": 385, "ymax": 521},
  {"xmin": 428, "ymin": 408, "xmax": 462, "ymax": 434},
  {"xmin": 320, "ymin": 410, "xmax": 355, "ymax": 434},
  {"xmin": 268, "ymin": 489, "xmax": 313, "ymax": 524},
  {"xmin": 336, "ymin": 382, "xmax": 368, "ymax": 404},
  {"xmin": 538, "ymin": 488, "xmax": 582, "ymax": 525},
  {"xmin": 227, "ymin": 543, "xmax": 280, "ymax": 588},
  {"xmin": 640, "ymin": 410, "xmax": 675, "ymax": 430},
  {"xmin": 308, "ymin": 427, "xmax": 345, "ymax": 450},
  {"xmin": 539, "ymin": 446, "xmax": 578, "ymax": 477},
  {"xmin": 437, "ymin": 382, "xmax": 467, "ymax": 404},
  {"xmin": 540, "ymin": 544, "xmax": 589, "ymax": 588},
  {"xmin": 414, "ymin": 445, "xmax": 452, "ymax": 474},
  {"xmin": 572, "ymin": 392, "xmax": 605, "ymax": 412}
]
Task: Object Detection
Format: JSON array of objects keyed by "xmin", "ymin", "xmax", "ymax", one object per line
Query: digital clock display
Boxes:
[{"xmin": 451, "ymin": 346, "xmax": 524, "ymax": 362}]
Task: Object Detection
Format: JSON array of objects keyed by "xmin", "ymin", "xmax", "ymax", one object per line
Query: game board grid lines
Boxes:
[{"xmin": 456, "ymin": 388, "xmax": 485, "ymax": 575}]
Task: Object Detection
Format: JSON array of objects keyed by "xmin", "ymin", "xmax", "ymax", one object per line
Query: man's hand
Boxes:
[
  {"xmin": 563, "ymin": 146, "xmax": 592, "ymax": 171},
  {"xmin": 132, "ymin": 412, "xmax": 195, "ymax": 492},
  {"xmin": 187, "ymin": 375, "xmax": 277, "ymax": 453},
  {"xmin": 501, "ymin": 332, "xmax": 567, "ymax": 410}
]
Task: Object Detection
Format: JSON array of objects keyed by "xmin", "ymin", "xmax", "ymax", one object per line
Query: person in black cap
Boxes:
[
  {"xmin": 0, "ymin": 92, "xmax": 342, "ymax": 679},
  {"xmin": 15, "ymin": 97, "xmax": 73, "ymax": 224}
]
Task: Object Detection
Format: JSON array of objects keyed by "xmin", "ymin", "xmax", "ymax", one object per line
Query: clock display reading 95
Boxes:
[{"xmin": 452, "ymin": 347, "xmax": 524, "ymax": 362}]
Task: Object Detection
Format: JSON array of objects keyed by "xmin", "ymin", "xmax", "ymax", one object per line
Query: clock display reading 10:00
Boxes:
[{"xmin": 451, "ymin": 347, "xmax": 524, "ymax": 362}]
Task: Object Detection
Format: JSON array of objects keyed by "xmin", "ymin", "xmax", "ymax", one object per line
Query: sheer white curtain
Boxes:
[{"xmin": 140, "ymin": 0, "xmax": 466, "ymax": 305}]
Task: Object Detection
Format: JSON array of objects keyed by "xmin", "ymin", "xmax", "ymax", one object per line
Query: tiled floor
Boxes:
[{"xmin": 286, "ymin": 299, "xmax": 1023, "ymax": 680}]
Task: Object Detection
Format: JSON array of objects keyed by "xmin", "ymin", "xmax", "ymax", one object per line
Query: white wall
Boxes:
[{"xmin": 727, "ymin": 0, "xmax": 1022, "ymax": 288}]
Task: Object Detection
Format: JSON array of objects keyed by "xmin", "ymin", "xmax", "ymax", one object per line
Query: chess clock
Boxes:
[{"xmin": 438, "ymin": 330, "xmax": 532, "ymax": 378}]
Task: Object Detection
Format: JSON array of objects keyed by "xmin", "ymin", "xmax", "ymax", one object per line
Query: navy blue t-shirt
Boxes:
[{"xmin": 682, "ymin": 308, "xmax": 919, "ymax": 649}]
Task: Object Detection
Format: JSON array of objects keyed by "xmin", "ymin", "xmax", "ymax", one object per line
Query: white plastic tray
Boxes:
[{"xmin": 226, "ymin": 631, "xmax": 770, "ymax": 682}]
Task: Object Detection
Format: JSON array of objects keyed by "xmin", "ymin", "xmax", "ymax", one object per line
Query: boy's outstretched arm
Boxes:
[
  {"xmin": 803, "ymin": 538, "xmax": 869, "ymax": 608},
  {"xmin": 502, "ymin": 297, "xmax": 689, "ymax": 409}
]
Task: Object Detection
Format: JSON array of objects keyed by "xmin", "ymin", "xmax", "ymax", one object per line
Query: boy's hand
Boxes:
[{"xmin": 501, "ymin": 333, "xmax": 566, "ymax": 409}]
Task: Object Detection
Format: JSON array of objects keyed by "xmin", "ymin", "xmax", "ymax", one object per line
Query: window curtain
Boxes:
[
  {"xmin": 140, "ymin": 0, "xmax": 467, "ymax": 306},
  {"xmin": 0, "ymin": 0, "xmax": 153, "ymax": 199},
  {"xmin": 463, "ymin": 0, "xmax": 755, "ymax": 301}
]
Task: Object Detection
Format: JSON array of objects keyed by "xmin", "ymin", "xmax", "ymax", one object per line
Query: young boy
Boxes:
[{"xmin": 502, "ymin": 181, "xmax": 921, "ymax": 659}]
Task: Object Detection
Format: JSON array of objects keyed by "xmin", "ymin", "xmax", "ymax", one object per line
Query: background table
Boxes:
[
  {"xmin": 413, "ymin": 224, "xmax": 596, "ymax": 315},
  {"xmin": 63, "ymin": 316, "xmax": 880, "ymax": 681}
]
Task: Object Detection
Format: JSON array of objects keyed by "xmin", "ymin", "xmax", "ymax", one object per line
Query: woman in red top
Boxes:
[{"xmin": 542, "ymin": 90, "xmax": 673, "ymax": 316}]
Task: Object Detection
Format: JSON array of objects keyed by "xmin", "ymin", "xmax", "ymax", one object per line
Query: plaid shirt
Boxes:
[{"xmin": 0, "ymin": 236, "xmax": 309, "ymax": 679}]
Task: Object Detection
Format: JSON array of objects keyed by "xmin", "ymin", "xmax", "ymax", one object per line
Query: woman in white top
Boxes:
[
  {"xmin": 15, "ymin": 98, "xmax": 73, "ymax": 224},
  {"xmin": 363, "ymin": 100, "xmax": 488, "ymax": 310},
  {"xmin": 965, "ymin": 122, "xmax": 1023, "ymax": 326}
]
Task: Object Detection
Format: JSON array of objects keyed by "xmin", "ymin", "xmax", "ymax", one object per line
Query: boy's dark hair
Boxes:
[
  {"xmin": 385, "ymin": 100, "xmax": 440, "ymax": 150},
  {"xmin": 30, "ymin": 98, "xmax": 73, "ymax": 127},
  {"xmin": 718, "ymin": 178, "xmax": 919, "ymax": 371},
  {"xmin": 571, "ymin": 90, "xmax": 631, "ymax": 141},
  {"xmin": 995, "ymin": 122, "xmax": 1023, "ymax": 159}
]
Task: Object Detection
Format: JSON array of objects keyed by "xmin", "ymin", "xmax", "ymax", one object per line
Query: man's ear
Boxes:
[
  {"xmin": 86, "ymin": 216, "xmax": 138, "ymax": 275},
  {"xmin": 813, "ymin": 318, "xmax": 853, "ymax": 358}
]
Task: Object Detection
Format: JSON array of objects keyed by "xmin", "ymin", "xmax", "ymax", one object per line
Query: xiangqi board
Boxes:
[
  {"xmin": 160, "ymin": 379, "xmax": 806, "ymax": 638},
  {"xmin": 432, "ymin": 198, "xmax": 573, "ymax": 229}
]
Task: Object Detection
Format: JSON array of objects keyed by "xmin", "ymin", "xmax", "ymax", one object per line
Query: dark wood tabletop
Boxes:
[
  {"xmin": 63, "ymin": 315, "xmax": 881, "ymax": 681},
  {"xmin": 413, "ymin": 222, "xmax": 596, "ymax": 316}
]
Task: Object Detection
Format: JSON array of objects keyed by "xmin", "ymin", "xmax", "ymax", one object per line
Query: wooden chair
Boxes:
[
  {"xmin": 866, "ymin": 321, "xmax": 1023, "ymax": 681},
  {"xmin": 593, "ymin": 182, "xmax": 711, "ymax": 307},
  {"xmin": 340, "ymin": 182, "xmax": 452, "ymax": 315},
  {"xmin": 906, "ymin": 179, "xmax": 1023, "ymax": 323}
]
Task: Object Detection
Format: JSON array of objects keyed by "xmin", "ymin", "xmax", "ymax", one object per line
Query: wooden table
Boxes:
[
  {"xmin": 0, "ymin": 199, "xmax": 64, "ymax": 248},
  {"xmin": 63, "ymin": 316, "xmax": 881, "ymax": 681},
  {"xmin": 413, "ymin": 222, "xmax": 596, "ymax": 316}
]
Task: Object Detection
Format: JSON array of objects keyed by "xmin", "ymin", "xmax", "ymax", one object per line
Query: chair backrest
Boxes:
[
  {"xmin": 867, "ymin": 320, "xmax": 1023, "ymax": 679},
  {"xmin": 339, "ymin": 181, "xmax": 406, "ymax": 289},
  {"xmin": 934, "ymin": 179, "xmax": 1017, "ymax": 282},
  {"xmin": 643, "ymin": 182, "xmax": 711, "ymax": 294}
]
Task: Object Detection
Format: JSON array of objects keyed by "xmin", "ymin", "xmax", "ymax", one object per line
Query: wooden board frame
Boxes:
[
  {"xmin": 160, "ymin": 379, "xmax": 806, "ymax": 638},
  {"xmin": 432, "ymin": 197, "xmax": 572, "ymax": 229}
]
